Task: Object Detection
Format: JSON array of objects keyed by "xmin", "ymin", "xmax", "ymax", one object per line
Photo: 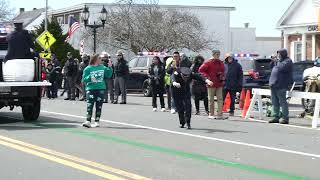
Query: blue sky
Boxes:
[{"xmin": 10, "ymin": 0, "xmax": 294, "ymax": 36}]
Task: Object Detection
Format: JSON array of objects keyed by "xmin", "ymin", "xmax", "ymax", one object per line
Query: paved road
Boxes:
[{"xmin": 0, "ymin": 95, "xmax": 319, "ymax": 180}]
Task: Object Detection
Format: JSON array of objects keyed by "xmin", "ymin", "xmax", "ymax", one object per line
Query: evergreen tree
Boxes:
[{"xmin": 32, "ymin": 20, "xmax": 80, "ymax": 65}]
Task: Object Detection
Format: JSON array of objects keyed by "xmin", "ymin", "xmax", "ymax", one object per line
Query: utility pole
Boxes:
[{"xmin": 45, "ymin": 0, "xmax": 48, "ymax": 31}]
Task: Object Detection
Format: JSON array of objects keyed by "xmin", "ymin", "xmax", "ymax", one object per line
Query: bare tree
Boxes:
[
  {"xmin": 92, "ymin": 0, "xmax": 219, "ymax": 54},
  {"xmin": 0, "ymin": 0, "xmax": 14, "ymax": 21}
]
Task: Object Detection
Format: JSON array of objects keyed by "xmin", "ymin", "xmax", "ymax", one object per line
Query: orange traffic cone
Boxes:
[
  {"xmin": 223, "ymin": 92, "xmax": 231, "ymax": 113},
  {"xmin": 239, "ymin": 89, "xmax": 246, "ymax": 109},
  {"xmin": 242, "ymin": 90, "xmax": 251, "ymax": 118}
]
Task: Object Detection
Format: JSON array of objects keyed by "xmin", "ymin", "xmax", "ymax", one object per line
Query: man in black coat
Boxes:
[
  {"xmin": 268, "ymin": 49, "xmax": 293, "ymax": 124},
  {"xmin": 64, "ymin": 52, "xmax": 78, "ymax": 101},
  {"xmin": 5, "ymin": 22, "xmax": 35, "ymax": 61},
  {"xmin": 113, "ymin": 50, "xmax": 129, "ymax": 104},
  {"xmin": 223, "ymin": 54, "xmax": 243, "ymax": 116}
]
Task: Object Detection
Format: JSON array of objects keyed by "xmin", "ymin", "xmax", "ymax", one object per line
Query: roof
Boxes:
[
  {"xmin": 276, "ymin": 0, "xmax": 308, "ymax": 28},
  {"xmin": 49, "ymin": 3, "xmax": 235, "ymax": 15},
  {"xmin": 12, "ymin": 8, "xmax": 45, "ymax": 28}
]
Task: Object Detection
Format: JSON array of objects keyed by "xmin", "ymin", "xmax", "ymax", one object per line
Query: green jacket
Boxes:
[
  {"xmin": 164, "ymin": 57, "xmax": 174, "ymax": 86},
  {"xmin": 82, "ymin": 65, "xmax": 113, "ymax": 91}
]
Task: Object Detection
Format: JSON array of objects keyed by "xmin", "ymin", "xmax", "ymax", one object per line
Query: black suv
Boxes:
[
  {"xmin": 237, "ymin": 57, "xmax": 272, "ymax": 89},
  {"xmin": 127, "ymin": 53, "xmax": 170, "ymax": 96}
]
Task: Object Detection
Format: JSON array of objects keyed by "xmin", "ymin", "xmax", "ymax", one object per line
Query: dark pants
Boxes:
[
  {"xmin": 223, "ymin": 89, "xmax": 237, "ymax": 112},
  {"xmin": 165, "ymin": 85, "xmax": 172, "ymax": 109},
  {"xmin": 67, "ymin": 76, "xmax": 76, "ymax": 99},
  {"xmin": 152, "ymin": 83, "xmax": 165, "ymax": 108},
  {"xmin": 271, "ymin": 88, "xmax": 289, "ymax": 120},
  {"xmin": 86, "ymin": 90, "xmax": 105, "ymax": 122},
  {"xmin": 114, "ymin": 76, "xmax": 127, "ymax": 103},
  {"xmin": 194, "ymin": 93, "xmax": 208, "ymax": 112},
  {"xmin": 175, "ymin": 96, "xmax": 192, "ymax": 126},
  {"xmin": 105, "ymin": 79, "xmax": 114, "ymax": 102},
  {"xmin": 46, "ymin": 82, "xmax": 57, "ymax": 99}
]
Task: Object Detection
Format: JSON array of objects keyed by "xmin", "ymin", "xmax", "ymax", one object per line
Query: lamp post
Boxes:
[{"xmin": 81, "ymin": 5, "xmax": 107, "ymax": 54}]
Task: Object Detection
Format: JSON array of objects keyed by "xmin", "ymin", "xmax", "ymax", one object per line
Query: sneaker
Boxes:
[
  {"xmin": 280, "ymin": 120, "xmax": 289, "ymax": 124},
  {"xmin": 214, "ymin": 116, "xmax": 228, "ymax": 120},
  {"xmin": 229, "ymin": 112, "xmax": 235, "ymax": 116},
  {"xmin": 91, "ymin": 122, "xmax": 100, "ymax": 128},
  {"xmin": 161, "ymin": 108, "xmax": 166, "ymax": 112},
  {"xmin": 195, "ymin": 111, "xmax": 200, "ymax": 115},
  {"xmin": 208, "ymin": 116, "xmax": 214, "ymax": 119},
  {"xmin": 82, "ymin": 121, "xmax": 91, "ymax": 128},
  {"xmin": 268, "ymin": 119, "xmax": 279, "ymax": 123},
  {"xmin": 171, "ymin": 109, "xmax": 176, "ymax": 114},
  {"xmin": 153, "ymin": 108, "xmax": 157, "ymax": 112}
]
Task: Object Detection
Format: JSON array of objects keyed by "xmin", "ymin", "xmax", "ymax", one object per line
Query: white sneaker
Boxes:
[
  {"xmin": 91, "ymin": 122, "xmax": 100, "ymax": 128},
  {"xmin": 82, "ymin": 121, "xmax": 91, "ymax": 128},
  {"xmin": 153, "ymin": 108, "xmax": 157, "ymax": 112},
  {"xmin": 161, "ymin": 108, "xmax": 166, "ymax": 112},
  {"xmin": 171, "ymin": 109, "xmax": 176, "ymax": 114},
  {"xmin": 208, "ymin": 116, "xmax": 214, "ymax": 119}
]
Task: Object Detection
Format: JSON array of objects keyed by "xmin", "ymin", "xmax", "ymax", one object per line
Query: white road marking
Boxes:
[{"xmin": 41, "ymin": 110, "xmax": 320, "ymax": 159}]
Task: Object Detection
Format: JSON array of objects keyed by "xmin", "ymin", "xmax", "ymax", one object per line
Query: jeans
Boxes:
[{"xmin": 271, "ymin": 88, "xmax": 289, "ymax": 120}]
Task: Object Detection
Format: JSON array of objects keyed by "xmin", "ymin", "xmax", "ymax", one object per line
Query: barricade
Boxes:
[{"xmin": 245, "ymin": 88, "xmax": 320, "ymax": 128}]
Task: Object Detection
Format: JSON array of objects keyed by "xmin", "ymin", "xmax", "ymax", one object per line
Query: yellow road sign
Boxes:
[
  {"xmin": 40, "ymin": 52, "xmax": 52, "ymax": 59},
  {"xmin": 36, "ymin": 30, "xmax": 56, "ymax": 50}
]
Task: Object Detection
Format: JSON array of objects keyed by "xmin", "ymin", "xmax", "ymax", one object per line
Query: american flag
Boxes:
[{"xmin": 66, "ymin": 16, "xmax": 80, "ymax": 40}]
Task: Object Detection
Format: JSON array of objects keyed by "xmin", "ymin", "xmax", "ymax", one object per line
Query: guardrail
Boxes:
[{"xmin": 245, "ymin": 88, "xmax": 320, "ymax": 128}]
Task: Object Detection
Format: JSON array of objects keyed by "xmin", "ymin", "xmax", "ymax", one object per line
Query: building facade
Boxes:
[
  {"xmin": 277, "ymin": 0, "xmax": 320, "ymax": 62},
  {"xmin": 47, "ymin": 3, "xmax": 235, "ymax": 59}
]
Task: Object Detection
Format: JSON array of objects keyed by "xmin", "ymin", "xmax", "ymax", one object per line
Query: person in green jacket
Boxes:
[{"xmin": 82, "ymin": 54, "xmax": 113, "ymax": 128}]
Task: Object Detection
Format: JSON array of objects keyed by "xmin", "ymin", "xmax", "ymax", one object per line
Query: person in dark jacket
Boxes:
[
  {"xmin": 5, "ymin": 22, "xmax": 35, "ymax": 61},
  {"xmin": 113, "ymin": 50, "xmax": 129, "ymax": 104},
  {"xmin": 78, "ymin": 54, "xmax": 90, "ymax": 101},
  {"xmin": 170, "ymin": 67, "xmax": 213, "ymax": 129},
  {"xmin": 149, "ymin": 56, "xmax": 166, "ymax": 112},
  {"xmin": 64, "ymin": 52, "xmax": 78, "ymax": 100},
  {"xmin": 223, "ymin": 54, "xmax": 243, "ymax": 116},
  {"xmin": 191, "ymin": 55, "xmax": 209, "ymax": 115},
  {"xmin": 45, "ymin": 63, "xmax": 57, "ymax": 99},
  {"xmin": 100, "ymin": 52, "xmax": 115, "ymax": 103},
  {"xmin": 268, "ymin": 49, "xmax": 293, "ymax": 124}
]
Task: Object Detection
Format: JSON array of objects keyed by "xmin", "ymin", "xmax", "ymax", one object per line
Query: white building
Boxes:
[
  {"xmin": 277, "ymin": 0, "xmax": 320, "ymax": 62},
  {"xmin": 47, "ymin": 3, "xmax": 235, "ymax": 59},
  {"xmin": 230, "ymin": 24, "xmax": 281, "ymax": 57}
]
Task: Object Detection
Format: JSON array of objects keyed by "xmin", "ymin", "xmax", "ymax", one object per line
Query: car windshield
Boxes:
[{"xmin": 254, "ymin": 59, "xmax": 272, "ymax": 72}]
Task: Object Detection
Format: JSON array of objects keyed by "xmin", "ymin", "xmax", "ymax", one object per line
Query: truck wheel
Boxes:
[
  {"xmin": 142, "ymin": 80, "xmax": 152, "ymax": 97},
  {"xmin": 22, "ymin": 100, "xmax": 40, "ymax": 122}
]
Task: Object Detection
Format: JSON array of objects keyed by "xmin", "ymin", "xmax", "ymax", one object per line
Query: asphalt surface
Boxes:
[{"xmin": 0, "ymin": 94, "xmax": 319, "ymax": 180}]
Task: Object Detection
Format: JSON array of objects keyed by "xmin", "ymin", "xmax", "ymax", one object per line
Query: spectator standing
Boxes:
[
  {"xmin": 191, "ymin": 55, "xmax": 209, "ymax": 115},
  {"xmin": 223, "ymin": 54, "xmax": 243, "ymax": 116},
  {"xmin": 45, "ymin": 63, "xmax": 57, "ymax": 99},
  {"xmin": 63, "ymin": 52, "xmax": 78, "ymax": 100},
  {"xmin": 149, "ymin": 56, "xmax": 166, "ymax": 112},
  {"xmin": 268, "ymin": 49, "xmax": 293, "ymax": 124},
  {"xmin": 100, "ymin": 52, "xmax": 115, "ymax": 103},
  {"xmin": 113, "ymin": 50, "xmax": 129, "ymax": 104},
  {"xmin": 199, "ymin": 50, "xmax": 227, "ymax": 120}
]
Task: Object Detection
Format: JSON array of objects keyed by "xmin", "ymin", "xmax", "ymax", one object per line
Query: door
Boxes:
[
  {"xmin": 132, "ymin": 57, "xmax": 149, "ymax": 90},
  {"xmin": 127, "ymin": 58, "xmax": 138, "ymax": 89}
]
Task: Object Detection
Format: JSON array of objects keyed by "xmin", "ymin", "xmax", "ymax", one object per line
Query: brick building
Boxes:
[{"xmin": 277, "ymin": 0, "xmax": 320, "ymax": 62}]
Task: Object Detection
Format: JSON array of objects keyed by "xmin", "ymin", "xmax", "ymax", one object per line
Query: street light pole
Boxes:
[
  {"xmin": 45, "ymin": 0, "xmax": 48, "ymax": 31},
  {"xmin": 81, "ymin": 5, "xmax": 107, "ymax": 54}
]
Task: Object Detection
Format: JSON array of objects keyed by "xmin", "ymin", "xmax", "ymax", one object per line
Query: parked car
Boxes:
[
  {"xmin": 236, "ymin": 55, "xmax": 272, "ymax": 89},
  {"xmin": 292, "ymin": 60, "xmax": 314, "ymax": 90},
  {"xmin": 127, "ymin": 52, "xmax": 170, "ymax": 96}
]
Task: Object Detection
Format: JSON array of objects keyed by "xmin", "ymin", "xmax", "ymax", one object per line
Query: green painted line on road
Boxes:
[{"xmin": 37, "ymin": 124, "xmax": 309, "ymax": 180}]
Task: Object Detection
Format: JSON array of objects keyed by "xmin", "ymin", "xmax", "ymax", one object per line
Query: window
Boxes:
[
  {"xmin": 136, "ymin": 57, "xmax": 148, "ymax": 67},
  {"xmin": 56, "ymin": 17, "xmax": 64, "ymax": 25},
  {"xmin": 295, "ymin": 42, "xmax": 302, "ymax": 62},
  {"xmin": 128, "ymin": 58, "xmax": 138, "ymax": 68}
]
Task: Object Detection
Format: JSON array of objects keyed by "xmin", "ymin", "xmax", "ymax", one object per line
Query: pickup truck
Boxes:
[{"xmin": 0, "ymin": 34, "xmax": 50, "ymax": 121}]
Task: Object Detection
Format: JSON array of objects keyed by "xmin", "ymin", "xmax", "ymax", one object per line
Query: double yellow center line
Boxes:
[{"xmin": 0, "ymin": 135, "xmax": 151, "ymax": 180}]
